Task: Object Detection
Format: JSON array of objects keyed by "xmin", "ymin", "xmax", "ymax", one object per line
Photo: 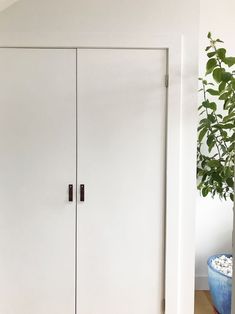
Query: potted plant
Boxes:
[{"xmin": 197, "ymin": 33, "xmax": 235, "ymax": 314}]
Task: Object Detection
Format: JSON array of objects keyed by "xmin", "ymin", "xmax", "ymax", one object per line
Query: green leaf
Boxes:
[
  {"xmin": 206, "ymin": 134, "xmax": 214, "ymax": 146},
  {"xmin": 205, "ymin": 46, "xmax": 211, "ymax": 52},
  {"xmin": 207, "ymin": 32, "xmax": 212, "ymax": 39},
  {"xmin": 211, "ymin": 172, "xmax": 222, "ymax": 183},
  {"xmin": 207, "ymin": 160, "xmax": 221, "ymax": 168},
  {"xmin": 213, "ymin": 68, "xmax": 225, "ymax": 83},
  {"xmin": 207, "ymin": 114, "xmax": 216, "ymax": 122},
  {"xmin": 202, "ymin": 100, "xmax": 217, "ymax": 111},
  {"xmin": 198, "ymin": 127, "xmax": 207, "ymax": 142},
  {"xmin": 208, "ymin": 141, "xmax": 216, "ymax": 152},
  {"xmin": 221, "ymin": 72, "xmax": 232, "ymax": 82},
  {"xmin": 221, "ymin": 123, "xmax": 234, "ymax": 129},
  {"xmin": 207, "ymin": 51, "xmax": 216, "ymax": 58},
  {"xmin": 199, "ymin": 118, "xmax": 210, "ymax": 125},
  {"xmin": 212, "ymin": 124, "xmax": 222, "ymax": 130},
  {"xmin": 197, "ymin": 124, "xmax": 203, "ymax": 130},
  {"xmin": 202, "ymin": 100, "xmax": 209, "ymax": 108},
  {"xmin": 218, "ymin": 81, "xmax": 226, "ymax": 93},
  {"xmin": 217, "ymin": 48, "xmax": 226, "ymax": 61},
  {"xmin": 210, "ymin": 102, "xmax": 217, "ymax": 111},
  {"xmin": 228, "ymin": 143, "xmax": 235, "ymax": 152},
  {"xmin": 228, "ymin": 106, "xmax": 235, "ymax": 114},
  {"xmin": 206, "ymin": 58, "xmax": 217, "ymax": 73},
  {"xmin": 230, "ymin": 193, "xmax": 234, "ymax": 202},
  {"xmin": 219, "ymin": 92, "xmax": 230, "ymax": 100},
  {"xmin": 225, "ymin": 57, "xmax": 235, "ymax": 67},
  {"xmin": 221, "ymin": 130, "xmax": 227, "ymax": 137},
  {"xmin": 207, "ymin": 89, "xmax": 219, "ymax": 95},
  {"xmin": 223, "ymin": 99, "xmax": 230, "ymax": 109},
  {"xmin": 226, "ymin": 177, "xmax": 234, "ymax": 188},
  {"xmin": 202, "ymin": 187, "xmax": 209, "ymax": 197},
  {"xmin": 224, "ymin": 167, "xmax": 232, "ymax": 179}
]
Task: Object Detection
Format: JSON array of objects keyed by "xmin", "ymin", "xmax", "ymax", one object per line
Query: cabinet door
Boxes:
[
  {"xmin": 77, "ymin": 49, "xmax": 167, "ymax": 314},
  {"xmin": 0, "ymin": 48, "xmax": 76, "ymax": 314}
]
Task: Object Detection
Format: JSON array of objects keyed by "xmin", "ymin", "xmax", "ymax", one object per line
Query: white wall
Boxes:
[
  {"xmin": 0, "ymin": 1, "xmax": 199, "ymax": 313},
  {"xmin": 196, "ymin": 0, "xmax": 235, "ymax": 290}
]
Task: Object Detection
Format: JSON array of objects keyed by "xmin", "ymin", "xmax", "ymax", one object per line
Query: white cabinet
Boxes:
[{"xmin": 0, "ymin": 48, "xmax": 167, "ymax": 314}]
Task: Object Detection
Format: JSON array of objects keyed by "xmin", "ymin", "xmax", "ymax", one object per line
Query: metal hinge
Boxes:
[
  {"xmin": 165, "ymin": 74, "xmax": 169, "ymax": 88},
  {"xmin": 162, "ymin": 298, "xmax": 165, "ymax": 313}
]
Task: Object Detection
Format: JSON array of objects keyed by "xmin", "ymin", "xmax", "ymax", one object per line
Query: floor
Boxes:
[{"xmin": 194, "ymin": 290, "xmax": 218, "ymax": 314}]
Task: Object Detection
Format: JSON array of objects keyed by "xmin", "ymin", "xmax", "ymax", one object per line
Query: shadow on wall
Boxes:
[{"xmin": 0, "ymin": 0, "xmax": 19, "ymax": 12}]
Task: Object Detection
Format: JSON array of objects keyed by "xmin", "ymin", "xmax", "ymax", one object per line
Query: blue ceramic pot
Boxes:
[{"xmin": 208, "ymin": 254, "xmax": 232, "ymax": 314}]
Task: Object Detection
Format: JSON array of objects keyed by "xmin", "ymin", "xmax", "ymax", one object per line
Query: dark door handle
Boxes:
[
  {"xmin": 80, "ymin": 184, "xmax": 85, "ymax": 202},
  {"xmin": 68, "ymin": 184, "xmax": 73, "ymax": 202}
]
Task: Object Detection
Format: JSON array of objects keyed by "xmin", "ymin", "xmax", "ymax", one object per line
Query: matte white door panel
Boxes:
[
  {"xmin": 77, "ymin": 49, "xmax": 166, "ymax": 314},
  {"xmin": 0, "ymin": 47, "xmax": 166, "ymax": 314},
  {"xmin": 0, "ymin": 49, "xmax": 76, "ymax": 314}
]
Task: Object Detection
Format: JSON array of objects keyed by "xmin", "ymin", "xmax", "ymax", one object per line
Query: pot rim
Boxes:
[{"xmin": 207, "ymin": 253, "xmax": 233, "ymax": 279}]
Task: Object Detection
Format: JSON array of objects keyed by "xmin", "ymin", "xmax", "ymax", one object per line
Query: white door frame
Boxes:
[{"xmin": 0, "ymin": 34, "xmax": 183, "ymax": 314}]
